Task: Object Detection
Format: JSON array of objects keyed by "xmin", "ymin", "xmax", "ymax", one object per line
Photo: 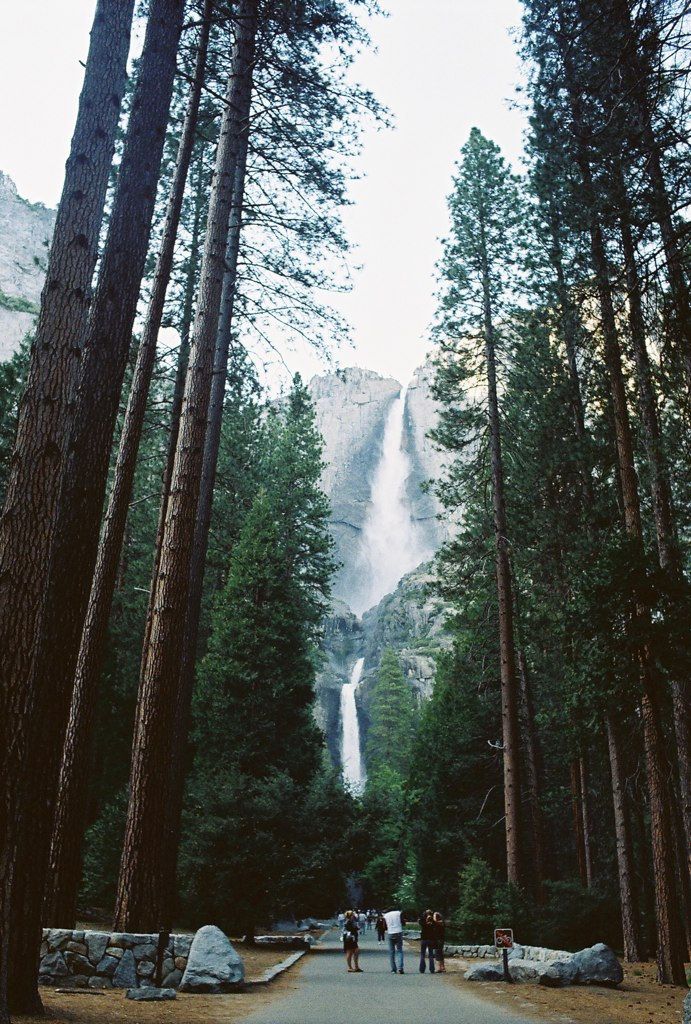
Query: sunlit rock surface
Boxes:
[{"xmin": 0, "ymin": 172, "xmax": 55, "ymax": 359}]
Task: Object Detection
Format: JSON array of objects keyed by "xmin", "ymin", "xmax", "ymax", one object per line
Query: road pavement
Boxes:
[{"xmin": 239, "ymin": 927, "xmax": 540, "ymax": 1024}]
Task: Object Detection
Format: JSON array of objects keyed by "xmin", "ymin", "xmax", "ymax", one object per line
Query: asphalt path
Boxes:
[{"xmin": 239, "ymin": 927, "xmax": 540, "ymax": 1024}]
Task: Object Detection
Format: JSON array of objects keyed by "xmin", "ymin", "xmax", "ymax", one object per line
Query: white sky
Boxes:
[{"xmin": 0, "ymin": 0, "xmax": 527, "ymax": 386}]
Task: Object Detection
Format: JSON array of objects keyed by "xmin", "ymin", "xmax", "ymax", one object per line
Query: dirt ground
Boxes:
[
  {"xmin": 17, "ymin": 947, "xmax": 306, "ymax": 1024},
  {"xmin": 445, "ymin": 956, "xmax": 689, "ymax": 1024}
]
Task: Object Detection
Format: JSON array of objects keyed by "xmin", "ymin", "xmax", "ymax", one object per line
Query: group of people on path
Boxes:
[{"xmin": 339, "ymin": 907, "xmax": 446, "ymax": 975}]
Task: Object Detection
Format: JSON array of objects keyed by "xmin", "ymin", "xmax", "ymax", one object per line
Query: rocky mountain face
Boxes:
[
  {"xmin": 0, "ymin": 172, "xmax": 55, "ymax": 360},
  {"xmin": 307, "ymin": 365, "xmax": 451, "ymax": 768}
]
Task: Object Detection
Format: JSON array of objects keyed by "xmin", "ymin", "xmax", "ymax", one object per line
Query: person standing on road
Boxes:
[
  {"xmin": 383, "ymin": 907, "xmax": 406, "ymax": 974},
  {"xmin": 433, "ymin": 912, "xmax": 446, "ymax": 973},
  {"xmin": 376, "ymin": 913, "xmax": 387, "ymax": 943},
  {"xmin": 343, "ymin": 910, "xmax": 362, "ymax": 973},
  {"xmin": 419, "ymin": 910, "xmax": 436, "ymax": 974}
]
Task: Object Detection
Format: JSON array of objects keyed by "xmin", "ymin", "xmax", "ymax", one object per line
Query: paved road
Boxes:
[{"xmin": 239, "ymin": 928, "xmax": 540, "ymax": 1024}]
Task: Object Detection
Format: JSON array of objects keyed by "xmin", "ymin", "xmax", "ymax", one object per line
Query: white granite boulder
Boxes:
[
  {"xmin": 572, "ymin": 943, "xmax": 623, "ymax": 987},
  {"xmin": 179, "ymin": 926, "xmax": 244, "ymax": 993}
]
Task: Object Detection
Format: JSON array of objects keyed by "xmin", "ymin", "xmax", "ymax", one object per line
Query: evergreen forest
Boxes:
[{"xmin": 0, "ymin": 0, "xmax": 689, "ymax": 1021}]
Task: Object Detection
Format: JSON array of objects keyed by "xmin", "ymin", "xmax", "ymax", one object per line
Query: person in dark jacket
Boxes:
[
  {"xmin": 419, "ymin": 910, "xmax": 436, "ymax": 973},
  {"xmin": 343, "ymin": 910, "xmax": 362, "ymax": 972},
  {"xmin": 433, "ymin": 912, "xmax": 446, "ymax": 972},
  {"xmin": 375, "ymin": 913, "xmax": 386, "ymax": 942}
]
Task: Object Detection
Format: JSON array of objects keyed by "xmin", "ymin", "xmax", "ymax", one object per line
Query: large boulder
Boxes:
[
  {"xmin": 465, "ymin": 962, "xmax": 504, "ymax": 982},
  {"xmin": 179, "ymin": 926, "xmax": 244, "ymax": 993},
  {"xmin": 507, "ymin": 959, "xmax": 541, "ymax": 983},
  {"xmin": 538, "ymin": 958, "xmax": 580, "ymax": 988},
  {"xmin": 572, "ymin": 943, "xmax": 623, "ymax": 987}
]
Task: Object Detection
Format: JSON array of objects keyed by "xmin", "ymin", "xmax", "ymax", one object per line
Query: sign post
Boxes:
[{"xmin": 494, "ymin": 928, "xmax": 514, "ymax": 984}]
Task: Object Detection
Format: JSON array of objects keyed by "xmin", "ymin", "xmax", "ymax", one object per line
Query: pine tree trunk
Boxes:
[
  {"xmin": 113, "ymin": 0, "xmax": 259, "ymax": 932},
  {"xmin": 579, "ymin": 754, "xmax": 594, "ymax": 888},
  {"xmin": 44, "ymin": 10, "xmax": 211, "ymax": 930},
  {"xmin": 517, "ymin": 649, "xmax": 546, "ymax": 899},
  {"xmin": 4, "ymin": 4, "xmax": 184, "ymax": 1011},
  {"xmin": 610, "ymin": 0, "xmax": 691, "ymax": 386},
  {"xmin": 570, "ymin": 758, "xmax": 588, "ymax": 887},
  {"xmin": 0, "ymin": 4, "xmax": 134, "ymax": 1018},
  {"xmin": 161, "ymin": 153, "xmax": 250, "ymax": 926},
  {"xmin": 616, "ymin": 169, "xmax": 691, "ymax": 884},
  {"xmin": 479, "ymin": 218, "xmax": 523, "ymax": 886},
  {"xmin": 557, "ymin": 8, "xmax": 686, "ymax": 981},
  {"xmin": 606, "ymin": 716, "xmax": 643, "ymax": 961},
  {"xmin": 140, "ymin": 148, "xmax": 206, "ymax": 663}
]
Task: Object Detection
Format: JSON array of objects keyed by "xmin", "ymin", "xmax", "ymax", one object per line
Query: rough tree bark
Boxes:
[
  {"xmin": 114, "ymin": 0, "xmax": 259, "ymax": 932},
  {"xmin": 557, "ymin": 6, "xmax": 686, "ymax": 982},
  {"xmin": 479, "ymin": 211, "xmax": 523, "ymax": 886},
  {"xmin": 162, "ymin": 154, "xmax": 250, "ymax": 926},
  {"xmin": 0, "ymin": 3, "xmax": 134, "ymax": 1018},
  {"xmin": 517, "ymin": 649, "xmax": 546, "ymax": 900},
  {"xmin": 606, "ymin": 716, "xmax": 643, "ymax": 961},
  {"xmin": 615, "ymin": 167, "xmax": 691, "ymax": 885},
  {"xmin": 570, "ymin": 758, "xmax": 589, "ymax": 887},
  {"xmin": 44, "ymin": 7, "xmax": 211, "ymax": 930},
  {"xmin": 579, "ymin": 754, "xmax": 594, "ymax": 888},
  {"xmin": 5, "ymin": 3, "xmax": 184, "ymax": 1011}
]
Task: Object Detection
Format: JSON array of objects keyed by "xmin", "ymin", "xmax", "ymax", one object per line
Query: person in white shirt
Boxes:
[{"xmin": 383, "ymin": 908, "xmax": 406, "ymax": 973}]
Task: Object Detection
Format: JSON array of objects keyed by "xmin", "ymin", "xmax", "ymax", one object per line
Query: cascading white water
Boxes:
[
  {"xmin": 341, "ymin": 656, "xmax": 365, "ymax": 794},
  {"xmin": 351, "ymin": 387, "xmax": 431, "ymax": 616}
]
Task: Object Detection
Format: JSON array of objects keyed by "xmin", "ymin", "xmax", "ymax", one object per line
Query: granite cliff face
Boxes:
[
  {"xmin": 0, "ymin": 172, "xmax": 55, "ymax": 360},
  {"xmin": 308, "ymin": 364, "xmax": 451, "ymax": 770},
  {"xmin": 308, "ymin": 363, "xmax": 448, "ymax": 612}
]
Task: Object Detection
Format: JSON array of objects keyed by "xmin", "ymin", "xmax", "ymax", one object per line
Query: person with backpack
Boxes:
[{"xmin": 342, "ymin": 910, "xmax": 362, "ymax": 973}]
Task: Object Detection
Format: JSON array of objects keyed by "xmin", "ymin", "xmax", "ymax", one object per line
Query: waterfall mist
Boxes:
[{"xmin": 350, "ymin": 387, "xmax": 432, "ymax": 616}]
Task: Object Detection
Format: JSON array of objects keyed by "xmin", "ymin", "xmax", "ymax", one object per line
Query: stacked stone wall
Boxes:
[
  {"xmin": 39, "ymin": 928, "xmax": 192, "ymax": 989},
  {"xmin": 442, "ymin": 942, "xmax": 572, "ymax": 962}
]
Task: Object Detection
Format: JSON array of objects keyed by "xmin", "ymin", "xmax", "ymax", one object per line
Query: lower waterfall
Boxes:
[{"xmin": 341, "ymin": 657, "xmax": 365, "ymax": 794}]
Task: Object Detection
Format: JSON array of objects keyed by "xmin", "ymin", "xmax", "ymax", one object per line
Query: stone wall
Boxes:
[
  {"xmin": 39, "ymin": 928, "xmax": 192, "ymax": 990},
  {"xmin": 443, "ymin": 942, "xmax": 572, "ymax": 962}
]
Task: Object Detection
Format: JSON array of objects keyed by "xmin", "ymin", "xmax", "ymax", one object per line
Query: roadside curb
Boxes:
[{"xmin": 245, "ymin": 950, "xmax": 307, "ymax": 987}]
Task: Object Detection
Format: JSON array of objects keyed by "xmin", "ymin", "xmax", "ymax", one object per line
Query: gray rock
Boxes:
[
  {"xmin": 133, "ymin": 942, "xmax": 158, "ymax": 959},
  {"xmin": 507, "ymin": 944, "xmax": 525, "ymax": 960},
  {"xmin": 85, "ymin": 932, "xmax": 110, "ymax": 965},
  {"xmin": 108, "ymin": 932, "xmax": 150, "ymax": 948},
  {"xmin": 162, "ymin": 969, "xmax": 183, "ymax": 988},
  {"xmin": 161, "ymin": 957, "xmax": 175, "ymax": 976},
  {"xmin": 507, "ymin": 959, "xmax": 540, "ymax": 982},
  {"xmin": 95, "ymin": 955, "xmax": 120, "ymax": 977},
  {"xmin": 105, "ymin": 946, "xmax": 124, "ymax": 959},
  {"xmin": 64, "ymin": 952, "xmax": 94, "ymax": 975},
  {"xmin": 179, "ymin": 925, "xmax": 244, "ymax": 992},
  {"xmin": 112, "ymin": 949, "xmax": 138, "ymax": 988},
  {"xmin": 65, "ymin": 941, "xmax": 88, "ymax": 955},
  {"xmin": 173, "ymin": 934, "xmax": 193, "ymax": 957},
  {"xmin": 126, "ymin": 987, "xmax": 176, "ymax": 1001},
  {"xmin": 88, "ymin": 976, "xmax": 113, "ymax": 989},
  {"xmin": 465, "ymin": 962, "xmax": 504, "ymax": 982},
  {"xmin": 572, "ymin": 943, "xmax": 623, "ymax": 987},
  {"xmin": 39, "ymin": 952, "xmax": 69, "ymax": 977},
  {"xmin": 683, "ymin": 990, "xmax": 691, "ymax": 1024},
  {"xmin": 174, "ymin": 956, "xmax": 187, "ymax": 970},
  {"xmin": 71, "ymin": 976, "xmax": 90, "ymax": 988},
  {"xmin": 137, "ymin": 960, "xmax": 155, "ymax": 977},
  {"xmin": 46, "ymin": 929, "xmax": 72, "ymax": 951},
  {"xmin": 539, "ymin": 958, "xmax": 580, "ymax": 988}
]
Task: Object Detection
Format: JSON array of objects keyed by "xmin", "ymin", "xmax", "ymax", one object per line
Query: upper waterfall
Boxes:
[{"xmin": 350, "ymin": 387, "xmax": 433, "ymax": 616}]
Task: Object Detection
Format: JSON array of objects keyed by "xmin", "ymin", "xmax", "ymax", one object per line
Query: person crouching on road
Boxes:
[{"xmin": 343, "ymin": 910, "xmax": 362, "ymax": 973}]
